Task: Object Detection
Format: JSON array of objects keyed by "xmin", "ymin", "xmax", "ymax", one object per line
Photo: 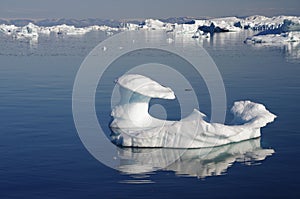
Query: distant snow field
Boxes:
[{"xmin": 0, "ymin": 15, "xmax": 299, "ymax": 45}]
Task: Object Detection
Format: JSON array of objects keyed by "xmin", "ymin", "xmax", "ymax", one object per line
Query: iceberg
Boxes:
[
  {"xmin": 126, "ymin": 15, "xmax": 300, "ymax": 41},
  {"xmin": 3, "ymin": 22, "xmax": 40, "ymax": 41},
  {"xmin": 48, "ymin": 24, "xmax": 89, "ymax": 35},
  {"xmin": 242, "ymin": 15, "xmax": 300, "ymax": 31},
  {"xmin": 110, "ymin": 74, "xmax": 276, "ymax": 148},
  {"xmin": 1, "ymin": 15, "xmax": 300, "ymax": 43},
  {"xmin": 245, "ymin": 31, "xmax": 300, "ymax": 44},
  {"xmin": 244, "ymin": 17, "xmax": 300, "ymax": 44},
  {"xmin": 0, "ymin": 22, "xmax": 119, "ymax": 41},
  {"xmin": 197, "ymin": 17, "xmax": 242, "ymax": 34},
  {"xmin": 143, "ymin": 19, "xmax": 165, "ymax": 30},
  {"xmin": 0, "ymin": 24, "xmax": 18, "ymax": 35}
]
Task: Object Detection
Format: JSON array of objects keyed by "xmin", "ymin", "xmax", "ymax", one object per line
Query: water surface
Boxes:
[{"xmin": 0, "ymin": 31, "xmax": 299, "ymax": 198}]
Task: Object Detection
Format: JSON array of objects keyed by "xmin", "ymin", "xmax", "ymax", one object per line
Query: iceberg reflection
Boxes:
[{"xmin": 117, "ymin": 138, "xmax": 274, "ymax": 179}]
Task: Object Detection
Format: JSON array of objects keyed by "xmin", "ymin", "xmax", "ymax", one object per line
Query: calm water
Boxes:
[{"xmin": 0, "ymin": 31, "xmax": 299, "ymax": 198}]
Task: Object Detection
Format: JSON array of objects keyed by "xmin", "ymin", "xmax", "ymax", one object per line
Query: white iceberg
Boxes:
[
  {"xmin": 145, "ymin": 19, "xmax": 164, "ymax": 29},
  {"xmin": 46, "ymin": 24, "xmax": 89, "ymax": 36},
  {"xmin": 123, "ymin": 23, "xmax": 140, "ymax": 31},
  {"xmin": 1, "ymin": 23, "xmax": 40, "ymax": 41},
  {"xmin": 134, "ymin": 15, "xmax": 300, "ymax": 39},
  {"xmin": 245, "ymin": 31, "xmax": 300, "ymax": 44},
  {"xmin": 1, "ymin": 15, "xmax": 300, "ymax": 43},
  {"xmin": 195, "ymin": 17, "xmax": 242, "ymax": 33},
  {"xmin": 209, "ymin": 17, "xmax": 242, "ymax": 32},
  {"xmin": 0, "ymin": 22, "xmax": 119, "ymax": 41},
  {"xmin": 110, "ymin": 74, "xmax": 276, "ymax": 148},
  {"xmin": 142, "ymin": 19, "xmax": 166, "ymax": 30},
  {"xmin": 243, "ymin": 15, "xmax": 300, "ymax": 31},
  {"xmin": 0, "ymin": 24, "xmax": 18, "ymax": 35}
]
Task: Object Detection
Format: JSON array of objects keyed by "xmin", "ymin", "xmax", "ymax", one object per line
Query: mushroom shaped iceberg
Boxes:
[{"xmin": 110, "ymin": 74, "xmax": 276, "ymax": 148}]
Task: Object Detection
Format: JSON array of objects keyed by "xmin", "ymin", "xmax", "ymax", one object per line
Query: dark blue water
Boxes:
[{"xmin": 0, "ymin": 31, "xmax": 299, "ymax": 198}]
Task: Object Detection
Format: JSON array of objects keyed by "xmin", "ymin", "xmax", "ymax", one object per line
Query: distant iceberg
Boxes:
[
  {"xmin": 245, "ymin": 31, "xmax": 300, "ymax": 44},
  {"xmin": 0, "ymin": 22, "xmax": 118, "ymax": 41},
  {"xmin": 244, "ymin": 17, "xmax": 300, "ymax": 44},
  {"xmin": 110, "ymin": 74, "xmax": 276, "ymax": 148},
  {"xmin": 0, "ymin": 22, "xmax": 39, "ymax": 41},
  {"xmin": 129, "ymin": 15, "xmax": 300, "ymax": 36},
  {"xmin": 1, "ymin": 15, "xmax": 300, "ymax": 44}
]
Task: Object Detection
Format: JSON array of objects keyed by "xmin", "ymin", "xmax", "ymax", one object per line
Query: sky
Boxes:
[{"xmin": 0, "ymin": 0, "xmax": 299, "ymax": 19}]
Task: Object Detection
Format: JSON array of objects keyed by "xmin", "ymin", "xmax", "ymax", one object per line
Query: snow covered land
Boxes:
[{"xmin": 0, "ymin": 15, "xmax": 299, "ymax": 45}]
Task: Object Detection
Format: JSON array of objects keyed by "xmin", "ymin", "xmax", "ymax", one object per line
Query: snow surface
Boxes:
[{"xmin": 110, "ymin": 74, "xmax": 277, "ymax": 148}]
